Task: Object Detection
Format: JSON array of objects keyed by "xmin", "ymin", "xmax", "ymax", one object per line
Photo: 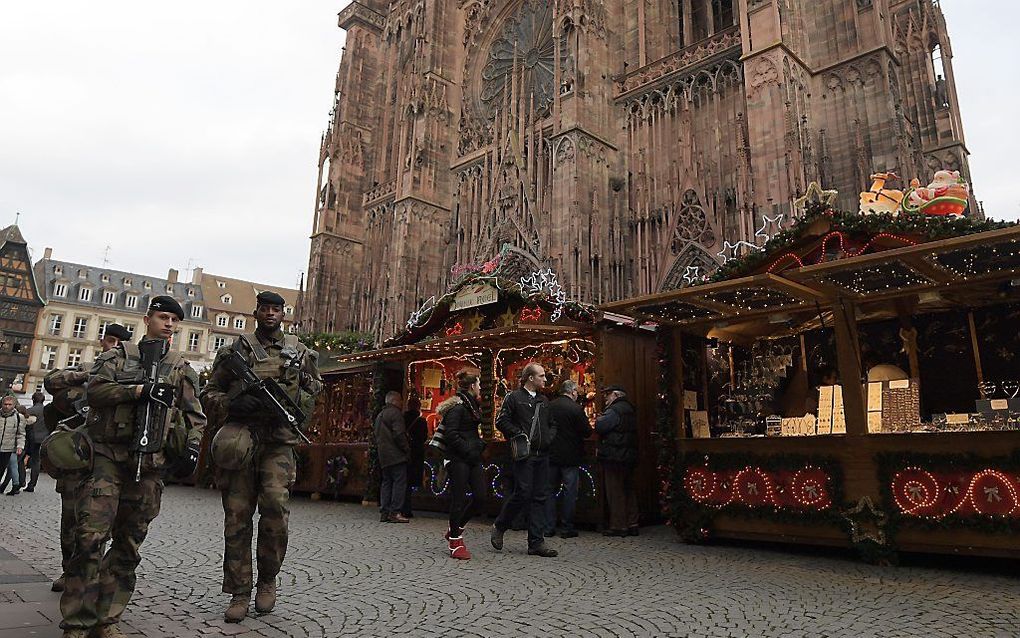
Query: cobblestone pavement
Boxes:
[{"xmin": 1, "ymin": 476, "xmax": 1018, "ymax": 637}]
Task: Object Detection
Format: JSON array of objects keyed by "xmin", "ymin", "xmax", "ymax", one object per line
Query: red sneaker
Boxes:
[{"xmin": 448, "ymin": 536, "xmax": 471, "ymax": 560}]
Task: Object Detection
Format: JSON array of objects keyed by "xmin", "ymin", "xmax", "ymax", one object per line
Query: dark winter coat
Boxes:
[
  {"xmin": 548, "ymin": 395, "xmax": 592, "ymax": 467},
  {"xmin": 596, "ymin": 398, "xmax": 638, "ymax": 465},
  {"xmin": 374, "ymin": 404, "xmax": 408, "ymax": 468},
  {"xmin": 438, "ymin": 392, "xmax": 485, "ymax": 464},
  {"xmin": 495, "ymin": 388, "xmax": 555, "ymax": 454},
  {"xmin": 405, "ymin": 410, "xmax": 428, "ymax": 488}
]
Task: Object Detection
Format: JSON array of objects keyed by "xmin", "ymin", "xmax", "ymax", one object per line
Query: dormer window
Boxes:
[
  {"xmin": 101, "ymin": 274, "xmax": 109, "ymax": 283},
  {"xmin": 54, "ymin": 283, "xmax": 67, "ymax": 298},
  {"xmin": 222, "ymin": 294, "xmax": 232, "ymax": 305},
  {"xmin": 191, "ymin": 304, "xmax": 203, "ymax": 318},
  {"xmin": 217, "ymin": 281, "xmax": 226, "ymax": 288},
  {"xmin": 79, "ymin": 287, "xmax": 92, "ymax": 302},
  {"xmin": 123, "ymin": 277, "xmax": 132, "ymax": 286},
  {"xmin": 77, "ymin": 269, "xmax": 87, "ymax": 279},
  {"xmin": 143, "ymin": 281, "xmax": 152, "ymax": 290},
  {"xmin": 284, "ymin": 305, "xmax": 294, "ymax": 316},
  {"xmin": 54, "ymin": 265, "xmax": 63, "ymax": 276},
  {"xmin": 187, "ymin": 288, "xmax": 195, "ymax": 297},
  {"xmin": 165, "ymin": 284, "xmax": 174, "ymax": 294}
]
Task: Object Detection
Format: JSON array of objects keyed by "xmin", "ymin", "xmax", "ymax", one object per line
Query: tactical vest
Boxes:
[
  {"xmin": 87, "ymin": 342, "xmax": 188, "ymax": 447},
  {"xmin": 230, "ymin": 333, "xmax": 313, "ymax": 440}
]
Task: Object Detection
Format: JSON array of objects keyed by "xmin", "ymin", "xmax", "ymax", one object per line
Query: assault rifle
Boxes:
[
  {"xmin": 221, "ymin": 346, "xmax": 311, "ymax": 445},
  {"xmin": 131, "ymin": 338, "xmax": 172, "ymax": 481}
]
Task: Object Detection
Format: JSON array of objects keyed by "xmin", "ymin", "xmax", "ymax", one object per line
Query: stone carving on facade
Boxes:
[
  {"xmin": 746, "ymin": 55, "xmax": 780, "ymax": 98},
  {"xmin": 338, "ymin": 1, "xmax": 387, "ymax": 32},
  {"xmin": 479, "ymin": 0, "xmax": 571, "ymax": 118},
  {"xmin": 554, "ymin": 0, "xmax": 608, "ymax": 40},
  {"xmin": 616, "ymin": 26, "xmax": 740, "ymax": 97}
]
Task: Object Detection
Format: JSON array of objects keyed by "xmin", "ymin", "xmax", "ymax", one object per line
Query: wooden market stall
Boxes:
[
  {"xmin": 603, "ymin": 209, "xmax": 1020, "ymax": 560},
  {"xmin": 312, "ymin": 253, "xmax": 660, "ymax": 525}
]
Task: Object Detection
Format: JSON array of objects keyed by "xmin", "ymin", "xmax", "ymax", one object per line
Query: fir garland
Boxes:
[
  {"xmin": 668, "ymin": 451, "xmax": 847, "ymax": 542},
  {"xmin": 876, "ymin": 449, "xmax": 1020, "ymax": 536},
  {"xmin": 707, "ymin": 205, "xmax": 1015, "ymax": 284},
  {"xmin": 655, "ymin": 330, "xmax": 678, "ymax": 519},
  {"xmin": 299, "ymin": 331, "xmax": 375, "ymax": 354}
]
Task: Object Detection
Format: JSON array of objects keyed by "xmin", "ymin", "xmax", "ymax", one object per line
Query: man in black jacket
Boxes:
[
  {"xmin": 545, "ymin": 380, "xmax": 591, "ymax": 538},
  {"xmin": 374, "ymin": 392, "xmax": 409, "ymax": 523},
  {"xmin": 490, "ymin": 362, "xmax": 558, "ymax": 557},
  {"xmin": 596, "ymin": 385, "xmax": 639, "ymax": 536}
]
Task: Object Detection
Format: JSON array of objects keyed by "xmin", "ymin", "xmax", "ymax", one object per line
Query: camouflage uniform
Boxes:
[
  {"xmin": 43, "ymin": 368, "xmax": 91, "ymax": 579},
  {"xmin": 59, "ymin": 343, "xmax": 205, "ymax": 632},
  {"xmin": 201, "ymin": 329, "xmax": 321, "ymax": 594}
]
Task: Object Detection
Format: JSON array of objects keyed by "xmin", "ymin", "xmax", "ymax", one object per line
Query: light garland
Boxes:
[
  {"xmin": 889, "ymin": 466, "xmax": 1020, "ymax": 520},
  {"xmin": 519, "ymin": 268, "xmax": 568, "ymax": 321},
  {"xmin": 755, "ymin": 214, "xmax": 785, "ymax": 244},
  {"xmin": 717, "ymin": 240, "xmax": 763, "ymax": 265}
]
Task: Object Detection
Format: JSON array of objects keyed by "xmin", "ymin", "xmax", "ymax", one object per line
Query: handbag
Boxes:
[{"xmin": 509, "ymin": 402, "xmax": 543, "ymax": 461}]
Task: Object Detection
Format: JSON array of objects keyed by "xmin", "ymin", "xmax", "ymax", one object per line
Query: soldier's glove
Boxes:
[
  {"xmin": 142, "ymin": 382, "xmax": 176, "ymax": 407},
  {"xmin": 170, "ymin": 443, "xmax": 201, "ymax": 479},
  {"xmin": 228, "ymin": 394, "xmax": 262, "ymax": 418}
]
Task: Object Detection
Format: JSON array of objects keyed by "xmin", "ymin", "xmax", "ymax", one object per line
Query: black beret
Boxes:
[
  {"xmin": 148, "ymin": 295, "xmax": 185, "ymax": 319},
  {"xmin": 104, "ymin": 323, "xmax": 132, "ymax": 341},
  {"xmin": 600, "ymin": 384, "xmax": 627, "ymax": 394},
  {"xmin": 256, "ymin": 290, "xmax": 286, "ymax": 307}
]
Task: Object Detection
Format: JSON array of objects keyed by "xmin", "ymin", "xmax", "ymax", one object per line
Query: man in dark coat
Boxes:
[
  {"xmin": 490, "ymin": 362, "xmax": 558, "ymax": 557},
  {"xmin": 401, "ymin": 398, "xmax": 427, "ymax": 518},
  {"xmin": 374, "ymin": 391, "xmax": 409, "ymax": 523},
  {"xmin": 596, "ymin": 385, "xmax": 639, "ymax": 536},
  {"xmin": 23, "ymin": 391, "xmax": 47, "ymax": 492},
  {"xmin": 545, "ymin": 380, "xmax": 591, "ymax": 538}
]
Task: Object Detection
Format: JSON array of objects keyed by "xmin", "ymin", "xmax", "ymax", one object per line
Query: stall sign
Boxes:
[{"xmin": 451, "ymin": 284, "xmax": 499, "ymax": 311}]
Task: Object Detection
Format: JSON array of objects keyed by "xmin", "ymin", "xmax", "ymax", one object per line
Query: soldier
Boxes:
[
  {"xmin": 58, "ymin": 298, "xmax": 206, "ymax": 638},
  {"xmin": 43, "ymin": 322, "xmax": 132, "ymax": 593},
  {"xmin": 201, "ymin": 290, "xmax": 321, "ymax": 623}
]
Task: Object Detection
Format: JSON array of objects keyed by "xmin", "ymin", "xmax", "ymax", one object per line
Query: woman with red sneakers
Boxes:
[{"xmin": 436, "ymin": 370, "xmax": 486, "ymax": 559}]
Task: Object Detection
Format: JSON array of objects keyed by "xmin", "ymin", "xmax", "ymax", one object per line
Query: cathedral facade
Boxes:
[{"xmin": 301, "ymin": 0, "xmax": 973, "ymax": 339}]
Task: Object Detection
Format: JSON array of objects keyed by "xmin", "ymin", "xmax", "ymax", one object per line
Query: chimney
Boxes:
[
  {"xmin": 192, "ymin": 267, "xmax": 203, "ymax": 285},
  {"xmin": 43, "ymin": 247, "xmax": 52, "ymax": 260},
  {"xmin": 167, "ymin": 268, "xmax": 178, "ymax": 284}
]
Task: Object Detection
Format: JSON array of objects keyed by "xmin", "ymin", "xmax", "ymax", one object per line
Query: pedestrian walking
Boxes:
[
  {"xmin": 58, "ymin": 297, "xmax": 205, "ymax": 638},
  {"xmin": 545, "ymin": 380, "xmax": 592, "ymax": 538},
  {"xmin": 596, "ymin": 385, "xmax": 639, "ymax": 537},
  {"xmin": 202, "ymin": 290, "xmax": 322, "ymax": 624},
  {"xmin": 490, "ymin": 362, "xmax": 558, "ymax": 557},
  {"xmin": 401, "ymin": 397, "xmax": 428, "ymax": 518},
  {"xmin": 23, "ymin": 391, "xmax": 48, "ymax": 492},
  {"xmin": 439, "ymin": 370, "xmax": 486, "ymax": 559},
  {"xmin": 0, "ymin": 395, "xmax": 27, "ymax": 495},
  {"xmin": 43, "ymin": 322, "xmax": 131, "ymax": 592},
  {"xmin": 374, "ymin": 391, "xmax": 410, "ymax": 524}
]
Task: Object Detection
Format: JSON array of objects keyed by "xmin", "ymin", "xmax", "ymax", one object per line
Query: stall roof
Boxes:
[
  {"xmin": 333, "ymin": 324, "xmax": 590, "ymax": 364},
  {"xmin": 603, "ymin": 225, "xmax": 1020, "ymax": 330}
]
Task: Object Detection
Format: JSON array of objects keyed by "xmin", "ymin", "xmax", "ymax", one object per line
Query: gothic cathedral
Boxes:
[{"xmin": 301, "ymin": 0, "xmax": 972, "ymax": 339}]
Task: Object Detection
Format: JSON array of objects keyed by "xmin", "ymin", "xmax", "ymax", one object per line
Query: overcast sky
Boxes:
[{"xmin": 1, "ymin": 1, "xmax": 1017, "ymax": 290}]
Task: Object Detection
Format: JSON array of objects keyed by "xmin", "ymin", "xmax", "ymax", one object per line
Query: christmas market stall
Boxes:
[
  {"xmin": 326, "ymin": 249, "xmax": 660, "ymax": 523},
  {"xmin": 602, "ymin": 196, "xmax": 1020, "ymax": 560}
]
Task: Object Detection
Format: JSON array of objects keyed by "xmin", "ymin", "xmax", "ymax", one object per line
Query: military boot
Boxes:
[
  {"xmin": 254, "ymin": 580, "xmax": 277, "ymax": 614},
  {"xmin": 60, "ymin": 630, "xmax": 89, "ymax": 638},
  {"xmin": 94, "ymin": 624, "xmax": 128, "ymax": 637},
  {"xmin": 224, "ymin": 593, "xmax": 250, "ymax": 623}
]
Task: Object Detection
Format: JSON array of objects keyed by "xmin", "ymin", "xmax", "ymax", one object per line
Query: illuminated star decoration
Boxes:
[
  {"xmin": 497, "ymin": 308, "xmax": 517, "ymax": 328},
  {"xmin": 519, "ymin": 268, "xmax": 568, "ymax": 321},
  {"xmin": 792, "ymin": 181, "xmax": 839, "ymax": 217},
  {"xmin": 716, "ymin": 240, "xmax": 763, "ymax": 265},
  {"xmin": 681, "ymin": 265, "xmax": 702, "ymax": 287},
  {"xmin": 754, "ymin": 213, "xmax": 785, "ymax": 244},
  {"xmin": 464, "ymin": 312, "xmax": 484, "ymax": 333},
  {"xmin": 407, "ymin": 296, "xmax": 437, "ymax": 330}
]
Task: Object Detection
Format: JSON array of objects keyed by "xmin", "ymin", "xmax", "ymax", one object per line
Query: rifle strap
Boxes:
[
  {"xmin": 238, "ymin": 334, "xmax": 270, "ymax": 363},
  {"xmin": 122, "ymin": 342, "xmax": 141, "ymax": 373}
]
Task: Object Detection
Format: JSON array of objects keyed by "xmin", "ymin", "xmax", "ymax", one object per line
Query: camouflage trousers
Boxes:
[
  {"xmin": 218, "ymin": 443, "xmax": 296, "ymax": 594},
  {"xmin": 56, "ymin": 477, "xmax": 82, "ymax": 577},
  {"xmin": 59, "ymin": 455, "xmax": 163, "ymax": 630}
]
